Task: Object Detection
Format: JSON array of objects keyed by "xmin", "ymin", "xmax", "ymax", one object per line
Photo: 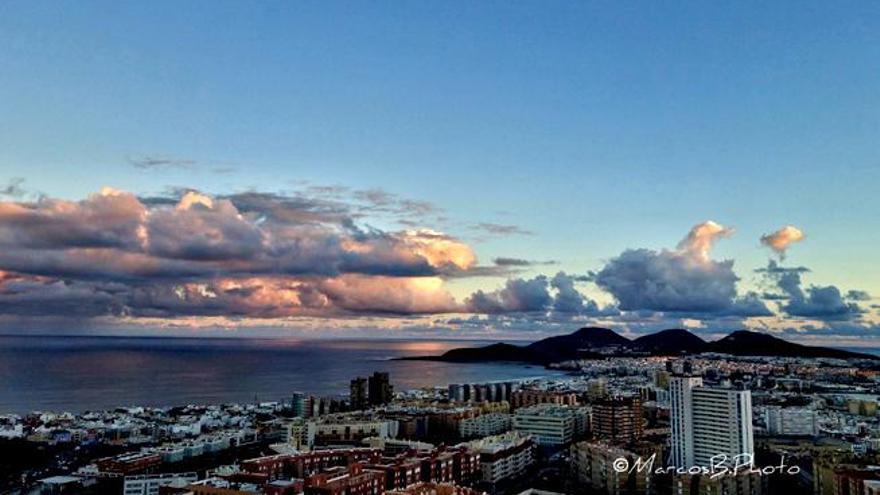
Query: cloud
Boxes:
[
  {"xmin": 463, "ymin": 272, "xmax": 611, "ymax": 318},
  {"xmin": 0, "ymin": 276, "xmax": 126, "ymax": 317},
  {"xmin": 759, "ymin": 261, "xmax": 864, "ymax": 320},
  {"xmin": 0, "ymin": 178, "xmax": 27, "ymax": 198},
  {"xmin": 0, "ymin": 187, "xmax": 147, "ymax": 251},
  {"xmin": 492, "ymin": 257, "xmax": 557, "ymax": 267},
  {"xmin": 676, "ymin": 220, "xmax": 734, "ymax": 262},
  {"xmin": 493, "ymin": 257, "xmax": 532, "ymax": 267},
  {"xmin": 550, "ymin": 271, "xmax": 603, "ymax": 315},
  {"xmin": 119, "ymin": 274, "xmax": 461, "ymax": 319},
  {"xmin": 0, "ymin": 188, "xmax": 869, "ymax": 337},
  {"xmin": 470, "ymin": 222, "xmax": 534, "ymax": 236},
  {"xmin": 351, "ymin": 187, "xmax": 440, "ymax": 220},
  {"xmin": 592, "ymin": 221, "xmax": 770, "ymax": 316},
  {"xmin": 760, "ymin": 225, "xmax": 805, "ymax": 260},
  {"xmin": 0, "ymin": 188, "xmax": 479, "ymax": 283},
  {"xmin": 129, "ymin": 155, "xmax": 197, "ymax": 169},
  {"xmin": 0, "ymin": 187, "xmax": 489, "ymax": 322},
  {"xmin": 315, "ymin": 275, "xmax": 458, "ymax": 315},
  {"xmin": 847, "ymin": 290, "xmax": 871, "ymax": 301},
  {"xmin": 466, "ymin": 275, "xmax": 552, "ymax": 313}
]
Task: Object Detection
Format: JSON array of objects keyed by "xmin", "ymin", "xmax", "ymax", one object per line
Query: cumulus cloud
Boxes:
[
  {"xmin": 466, "ymin": 276, "xmax": 553, "ymax": 313},
  {"xmin": 463, "ymin": 272, "xmax": 610, "ymax": 318},
  {"xmin": 676, "ymin": 220, "xmax": 734, "ymax": 262},
  {"xmin": 592, "ymin": 221, "xmax": 770, "ymax": 316},
  {"xmin": 760, "ymin": 225, "xmax": 805, "ymax": 260},
  {"xmin": 0, "ymin": 187, "xmax": 147, "ymax": 251},
  {"xmin": 759, "ymin": 260, "xmax": 863, "ymax": 320},
  {"xmin": 550, "ymin": 271, "xmax": 601, "ymax": 315}
]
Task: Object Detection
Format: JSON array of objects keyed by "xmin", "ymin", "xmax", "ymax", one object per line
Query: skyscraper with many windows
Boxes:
[{"xmin": 670, "ymin": 374, "xmax": 753, "ymax": 468}]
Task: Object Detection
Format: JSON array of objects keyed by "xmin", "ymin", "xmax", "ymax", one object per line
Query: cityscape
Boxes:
[
  {"xmin": 2, "ymin": 2, "xmax": 879, "ymax": 495},
  {"xmin": 5, "ymin": 330, "xmax": 880, "ymax": 495}
]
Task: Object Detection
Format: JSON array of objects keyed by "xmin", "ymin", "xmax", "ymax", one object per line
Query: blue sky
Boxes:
[{"xmin": 0, "ymin": 2, "xmax": 878, "ymax": 340}]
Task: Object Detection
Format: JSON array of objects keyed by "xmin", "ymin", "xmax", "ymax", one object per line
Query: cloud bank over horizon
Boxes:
[{"xmin": 0, "ymin": 187, "xmax": 875, "ymax": 341}]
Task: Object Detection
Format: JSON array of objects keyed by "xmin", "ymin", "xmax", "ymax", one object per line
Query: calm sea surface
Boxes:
[{"xmin": 0, "ymin": 336, "xmax": 563, "ymax": 415}]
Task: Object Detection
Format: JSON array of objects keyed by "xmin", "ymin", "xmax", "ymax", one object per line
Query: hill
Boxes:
[
  {"xmin": 631, "ymin": 329, "xmax": 707, "ymax": 354},
  {"xmin": 707, "ymin": 330, "xmax": 876, "ymax": 360},
  {"xmin": 401, "ymin": 327, "xmax": 876, "ymax": 364}
]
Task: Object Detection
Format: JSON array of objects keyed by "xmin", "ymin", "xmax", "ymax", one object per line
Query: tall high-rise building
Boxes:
[
  {"xmin": 350, "ymin": 377, "xmax": 368, "ymax": 410},
  {"xmin": 670, "ymin": 375, "xmax": 753, "ymax": 468},
  {"xmin": 291, "ymin": 392, "xmax": 312, "ymax": 418},
  {"xmin": 670, "ymin": 374, "xmax": 703, "ymax": 467},
  {"xmin": 592, "ymin": 396, "xmax": 643, "ymax": 444},
  {"xmin": 368, "ymin": 371, "xmax": 393, "ymax": 406}
]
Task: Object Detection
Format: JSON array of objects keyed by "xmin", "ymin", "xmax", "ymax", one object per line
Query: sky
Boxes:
[{"xmin": 0, "ymin": 1, "xmax": 878, "ymax": 343}]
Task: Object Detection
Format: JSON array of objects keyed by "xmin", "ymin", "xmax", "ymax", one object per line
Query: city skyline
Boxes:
[{"xmin": 0, "ymin": 2, "xmax": 878, "ymax": 342}]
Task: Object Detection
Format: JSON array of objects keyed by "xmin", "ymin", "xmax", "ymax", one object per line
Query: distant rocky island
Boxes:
[{"xmin": 401, "ymin": 327, "xmax": 877, "ymax": 364}]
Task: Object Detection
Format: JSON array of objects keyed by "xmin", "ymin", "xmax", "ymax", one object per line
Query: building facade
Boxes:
[{"xmin": 670, "ymin": 375, "xmax": 754, "ymax": 468}]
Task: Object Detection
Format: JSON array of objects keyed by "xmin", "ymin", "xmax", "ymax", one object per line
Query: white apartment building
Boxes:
[
  {"xmin": 669, "ymin": 375, "xmax": 702, "ymax": 468},
  {"xmin": 123, "ymin": 472, "xmax": 198, "ymax": 495},
  {"xmin": 670, "ymin": 375, "xmax": 754, "ymax": 468},
  {"xmin": 513, "ymin": 405, "xmax": 588, "ymax": 446},
  {"xmin": 764, "ymin": 406, "xmax": 817, "ymax": 436},
  {"xmin": 460, "ymin": 413, "xmax": 512, "ymax": 438}
]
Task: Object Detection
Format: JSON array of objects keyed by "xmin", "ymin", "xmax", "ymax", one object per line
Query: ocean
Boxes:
[{"xmin": 0, "ymin": 335, "xmax": 563, "ymax": 415}]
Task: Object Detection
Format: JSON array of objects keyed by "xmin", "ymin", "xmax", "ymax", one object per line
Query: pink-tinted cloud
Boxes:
[
  {"xmin": 0, "ymin": 187, "xmax": 488, "ymax": 322},
  {"xmin": 0, "ymin": 188, "xmax": 476, "ymax": 281},
  {"xmin": 760, "ymin": 225, "xmax": 805, "ymax": 260}
]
